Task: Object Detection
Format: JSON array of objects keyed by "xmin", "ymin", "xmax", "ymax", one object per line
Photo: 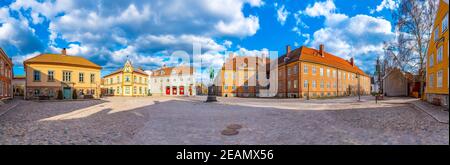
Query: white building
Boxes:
[{"xmin": 148, "ymin": 66, "xmax": 196, "ymax": 96}]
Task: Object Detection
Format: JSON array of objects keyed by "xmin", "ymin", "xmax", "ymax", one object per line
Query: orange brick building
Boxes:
[
  {"xmin": 0, "ymin": 48, "xmax": 13, "ymax": 99},
  {"xmin": 277, "ymin": 45, "xmax": 370, "ymax": 98}
]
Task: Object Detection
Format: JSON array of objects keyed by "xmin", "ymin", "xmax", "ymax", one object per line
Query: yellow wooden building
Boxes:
[
  {"xmin": 102, "ymin": 60, "xmax": 148, "ymax": 97},
  {"xmin": 425, "ymin": 0, "xmax": 448, "ymax": 108},
  {"xmin": 23, "ymin": 48, "xmax": 102, "ymax": 100}
]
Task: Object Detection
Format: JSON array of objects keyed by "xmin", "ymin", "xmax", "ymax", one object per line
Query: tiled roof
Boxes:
[
  {"xmin": 13, "ymin": 75, "xmax": 26, "ymax": 79},
  {"xmin": 24, "ymin": 53, "xmax": 102, "ymax": 69},
  {"xmin": 103, "ymin": 67, "xmax": 149, "ymax": 78},
  {"xmin": 279, "ymin": 46, "xmax": 368, "ymax": 76}
]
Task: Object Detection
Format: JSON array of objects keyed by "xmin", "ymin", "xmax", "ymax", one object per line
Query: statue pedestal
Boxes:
[{"xmin": 206, "ymin": 85, "xmax": 217, "ymax": 102}]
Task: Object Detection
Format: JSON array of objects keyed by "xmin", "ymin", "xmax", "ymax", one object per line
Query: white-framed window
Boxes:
[
  {"xmin": 320, "ymin": 68, "xmax": 324, "ymax": 76},
  {"xmin": 437, "ymin": 46, "xmax": 443, "ymax": 63},
  {"xmin": 34, "ymin": 89, "xmax": 40, "ymax": 96},
  {"xmin": 312, "ymin": 80, "xmax": 316, "ymax": 88},
  {"xmin": 429, "ymin": 54, "xmax": 434, "ymax": 67},
  {"xmin": 437, "ymin": 70, "xmax": 443, "ymax": 88},
  {"xmin": 288, "ymin": 80, "xmax": 291, "ymax": 89},
  {"xmin": 434, "ymin": 28, "xmax": 439, "ymax": 41},
  {"xmin": 429, "ymin": 74, "xmax": 434, "ymax": 87},
  {"xmin": 442, "ymin": 13, "xmax": 448, "ymax": 32},
  {"xmin": 48, "ymin": 71, "xmax": 54, "ymax": 81},
  {"xmin": 294, "ymin": 65, "xmax": 298, "ymax": 74},
  {"xmin": 79, "ymin": 72, "xmax": 84, "ymax": 83},
  {"xmin": 320, "ymin": 80, "xmax": 324, "ymax": 88},
  {"xmin": 326, "ymin": 69, "xmax": 330, "ymax": 77},
  {"xmin": 303, "ymin": 65, "xmax": 308, "ymax": 74},
  {"xmin": 304, "ymin": 80, "xmax": 308, "ymax": 88},
  {"xmin": 327, "ymin": 82, "xmax": 330, "ymax": 88},
  {"xmin": 90, "ymin": 74, "xmax": 95, "ymax": 83},
  {"xmin": 33, "ymin": 70, "xmax": 40, "ymax": 81},
  {"xmin": 312, "ymin": 67, "xmax": 316, "ymax": 75},
  {"xmin": 333, "ymin": 82, "xmax": 337, "ymax": 88},
  {"xmin": 63, "ymin": 71, "xmax": 71, "ymax": 82},
  {"xmin": 293, "ymin": 80, "xmax": 298, "ymax": 89},
  {"xmin": 333, "ymin": 70, "xmax": 336, "ymax": 78}
]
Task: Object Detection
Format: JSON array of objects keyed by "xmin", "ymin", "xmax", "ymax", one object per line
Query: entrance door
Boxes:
[
  {"xmin": 166, "ymin": 86, "xmax": 170, "ymax": 95},
  {"xmin": 180, "ymin": 86, "xmax": 184, "ymax": 95},
  {"xmin": 172, "ymin": 86, "xmax": 177, "ymax": 95},
  {"xmin": 63, "ymin": 87, "xmax": 72, "ymax": 99}
]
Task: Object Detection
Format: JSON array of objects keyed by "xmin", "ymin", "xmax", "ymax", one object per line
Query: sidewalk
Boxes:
[
  {"xmin": 0, "ymin": 99, "xmax": 22, "ymax": 117},
  {"xmin": 411, "ymin": 100, "xmax": 449, "ymax": 124}
]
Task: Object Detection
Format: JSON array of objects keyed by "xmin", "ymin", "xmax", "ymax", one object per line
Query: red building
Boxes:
[{"xmin": 0, "ymin": 48, "xmax": 13, "ymax": 99}]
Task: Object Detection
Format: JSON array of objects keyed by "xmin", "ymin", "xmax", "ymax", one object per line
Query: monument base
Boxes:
[
  {"xmin": 206, "ymin": 95, "xmax": 217, "ymax": 102},
  {"xmin": 205, "ymin": 85, "xmax": 217, "ymax": 102}
]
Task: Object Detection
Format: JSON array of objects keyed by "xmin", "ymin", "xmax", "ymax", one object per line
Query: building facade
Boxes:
[
  {"xmin": 425, "ymin": 0, "xmax": 448, "ymax": 108},
  {"xmin": 12, "ymin": 75, "xmax": 25, "ymax": 97},
  {"xmin": 382, "ymin": 68, "xmax": 408, "ymax": 97},
  {"xmin": 277, "ymin": 45, "xmax": 370, "ymax": 98},
  {"xmin": 102, "ymin": 60, "xmax": 149, "ymax": 97},
  {"xmin": 148, "ymin": 66, "xmax": 196, "ymax": 96},
  {"xmin": 0, "ymin": 48, "xmax": 13, "ymax": 99},
  {"xmin": 23, "ymin": 48, "xmax": 102, "ymax": 100},
  {"xmin": 214, "ymin": 55, "xmax": 270, "ymax": 97}
]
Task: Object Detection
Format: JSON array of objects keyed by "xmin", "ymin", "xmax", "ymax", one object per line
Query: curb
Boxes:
[{"xmin": 0, "ymin": 101, "xmax": 20, "ymax": 117}]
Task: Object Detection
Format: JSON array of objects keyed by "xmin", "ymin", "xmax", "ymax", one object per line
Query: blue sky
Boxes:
[{"xmin": 0, "ymin": 0, "xmax": 398, "ymax": 78}]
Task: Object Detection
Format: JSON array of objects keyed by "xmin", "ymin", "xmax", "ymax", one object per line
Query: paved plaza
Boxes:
[{"xmin": 0, "ymin": 96, "xmax": 448, "ymax": 145}]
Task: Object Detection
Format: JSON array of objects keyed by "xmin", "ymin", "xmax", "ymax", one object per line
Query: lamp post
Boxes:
[{"xmin": 356, "ymin": 73, "xmax": 360, "ymax": 101}]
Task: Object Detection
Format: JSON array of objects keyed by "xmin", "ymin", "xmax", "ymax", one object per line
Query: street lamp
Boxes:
[{"xmin": 356, "ymin": 73, "xmax": 360, "ymax": 101}]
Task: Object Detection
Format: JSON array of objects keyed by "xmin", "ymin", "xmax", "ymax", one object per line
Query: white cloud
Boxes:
[
  {"xmin": 275, "ymin": 3, "xmax": 289, "ymax": 25},
  {"xmin": 223, "ymin": 40, "xmax": 233, "ymax": 48},
  {"xmin": 0, "ymin": 7, "xmax": 44, "ymax": 54},
  {"xmin": 303, "ymin": 0, "xmax": 336, "ymax": 17},
  {"xmin": 11, "ymin": 52, "xmax": 40, "ymax": 65},
  {"xmin": 215, "ymin": 15, "xmax": 260, "ymax": 37},
  {"xmin": 6, "ymin": 0, "xmax": 264, "ymax": 70},
  {"xmin": 303, "ymin": 1, "xmax": 395, "ymax": 72}
]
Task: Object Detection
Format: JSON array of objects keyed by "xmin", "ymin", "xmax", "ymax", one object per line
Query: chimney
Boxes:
[
  {"xmin": 319, "ymin": 44, "xmax": 324, "ymax": 57},
  {"xmin": 61, "ymin": 48, "xmax": 67, "ymax": 55},
  {"xmin": 350, "ymin": 58, "xmax": 354, "ymax": 66},
  {"xmin": 286, "ymin": 45, "xmax": 291, "ymax": 54},
  {"xmin": 229, "ymin": 53, "xmax": 235, "ymax": 59}
]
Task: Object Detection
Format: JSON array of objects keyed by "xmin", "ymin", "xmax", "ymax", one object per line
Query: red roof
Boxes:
[{"xmin": 279, "ymin": 46, "xmax": 368, "ymax": 76}]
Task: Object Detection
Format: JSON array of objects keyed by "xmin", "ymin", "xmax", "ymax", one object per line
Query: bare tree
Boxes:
[{"xmin": 390, "ymin": 0, "xmax": 438, "ymax": 97}]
